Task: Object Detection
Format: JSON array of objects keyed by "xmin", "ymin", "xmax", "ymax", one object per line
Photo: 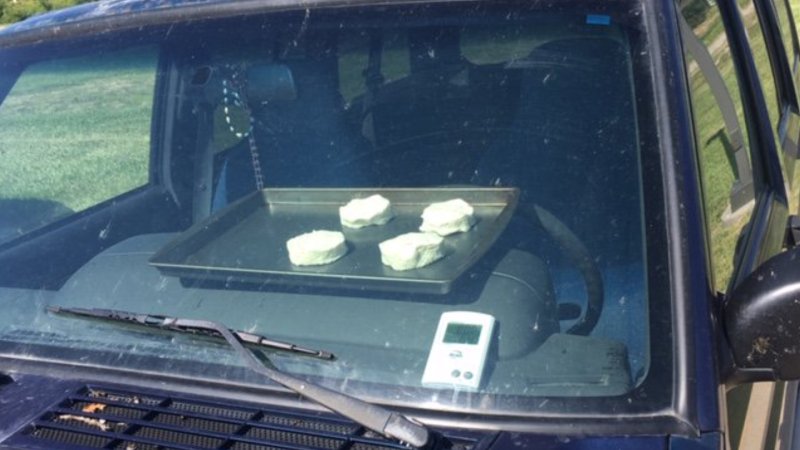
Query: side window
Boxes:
[
  {"xmin": 383, "ymin": 31, "xmax": 411, "ymax": 84},
  {"xmin": 772, "ymin": 0, "xmax": 799, "ymax": 70},
  {"xmin": 738, "ymin": 0, "xmax": 797, "ymax": 204},
  {"xmin": 740, "ymin": 0, "xmax": 781, "ymax": 131},
  {"xmin": 794, "ymin": 0, "xmax": 800, "ymax": 34},
  {"xmin": 0, "ymin": 47, "xmax": 157, "ymax": 244},
  {"xmin": 461, "ymin": 26, "xmax": 540, "ymax": 64},
  {"xmin": 680, "ymin": 3, "xmax": 757, "ymax": 293},
  {"xmin": 338, "ymin": 29, "xmax": 410, "ymax": 106},
  {"xmin": 338, "ymin": 30, "xmax": 371, "ymax": 106},
  {"xmin": 772, "ymin": 0, "xmax": 800, "ymax": 217}
]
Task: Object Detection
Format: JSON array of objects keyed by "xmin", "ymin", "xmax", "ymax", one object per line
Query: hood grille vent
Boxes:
[{"xmin": 8, "ymin": 384, "xmax": 474, "ymax": 450}]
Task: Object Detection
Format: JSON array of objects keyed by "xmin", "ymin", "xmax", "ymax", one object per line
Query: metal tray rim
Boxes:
[{"xmin": 149, "ymin": 187, "xmax": 519, "ymax": 294}]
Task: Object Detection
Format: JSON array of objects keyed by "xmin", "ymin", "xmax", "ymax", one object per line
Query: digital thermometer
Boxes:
[{"xmin": 421, "ymin": 311, "xmax": 496, "ymax": 390}]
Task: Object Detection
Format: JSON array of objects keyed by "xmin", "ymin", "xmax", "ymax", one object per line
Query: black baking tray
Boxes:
[{"xmin": 149, "ymin": 187, "xmax": 519, "ymax": 294}]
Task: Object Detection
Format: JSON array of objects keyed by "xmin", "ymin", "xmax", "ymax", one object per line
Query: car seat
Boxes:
[{"xmin": 211, "ymin": 57, "xmax": 373, "ymax": 210}]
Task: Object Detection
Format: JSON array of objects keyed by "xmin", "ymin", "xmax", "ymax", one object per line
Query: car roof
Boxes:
[
  {"xmin": 0, "ymin": 0, "xmax": 214, "ymax": 35},
  {"xmin": 0, "ymin": 0, "xmax": 452, "ymax": 45}
]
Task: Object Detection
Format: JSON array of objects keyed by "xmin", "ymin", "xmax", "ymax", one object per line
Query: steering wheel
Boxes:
[
  {"xmin": 519, "ymin": 204, "xmax": 604, "ymax": 336},
  {"xmin": 326, "ymin": 127, "xmax": 605, "ymax": 335}
]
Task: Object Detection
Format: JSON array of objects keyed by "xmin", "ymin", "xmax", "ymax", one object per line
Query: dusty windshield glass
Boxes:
[{"xmin": 0, "ymin": 2, "xmax": 662, "ymax": 416}]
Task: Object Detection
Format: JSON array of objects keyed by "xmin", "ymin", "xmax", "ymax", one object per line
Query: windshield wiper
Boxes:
[
  {"xmin": 47, "ymin": 305, "xmax": 432, "ymax": 448},
  {"xmin": 47, "ymin": 306, "xmax": 334, "ymax": 360}
]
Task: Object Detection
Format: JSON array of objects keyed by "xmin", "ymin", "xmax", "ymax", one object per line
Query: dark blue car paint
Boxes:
[
  {"xmin": 670, "ymin": 433, "xmax": 722, "ymax": 450},
  {"xmin": 0, "ymin": 0, "xmax": 796, "ymax": 448},
  {"xmin": 0, "ymin": 0, "xmax": 479, "ymax": 47},
  {"xmin": 645, "ymin": 0, "xmax": 723, "ymax": 436},
  {"xmin": 0, "ymin": 373, "xmax": 671, "ymax": 450}
]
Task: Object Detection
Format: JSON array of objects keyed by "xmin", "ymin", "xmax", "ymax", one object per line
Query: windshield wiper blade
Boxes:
[
  {"xmin": 47, "ymin": 306, "xmax": 334, "ymax": 360},
  {"xmin": 47, "ymin": 305, "xmax": 431, "ymax": 448}
]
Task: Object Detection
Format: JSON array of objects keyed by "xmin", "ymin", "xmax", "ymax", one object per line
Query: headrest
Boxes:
[{"xmin": 246, "ymin": 63, "xmax": 297, "ymax": 104}]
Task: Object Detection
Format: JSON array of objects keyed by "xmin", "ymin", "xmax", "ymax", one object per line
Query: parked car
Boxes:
[{"xmin": 1, "ymin": 0, "xmax": 800, "ymax": 448}]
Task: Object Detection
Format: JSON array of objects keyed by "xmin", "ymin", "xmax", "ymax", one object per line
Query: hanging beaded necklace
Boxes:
[{"xmin": 221, "ymin": 66, "xmax": 264, "ymax": 191}]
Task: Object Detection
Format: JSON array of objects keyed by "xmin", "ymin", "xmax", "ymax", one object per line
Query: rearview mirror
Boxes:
[
  {"xmin": 724, "ymin": 246, "xmax": 800, "ymax": 382},
  {"xmin": 189, "ymin": 63, "xmax": 296, "ymax": 106}
]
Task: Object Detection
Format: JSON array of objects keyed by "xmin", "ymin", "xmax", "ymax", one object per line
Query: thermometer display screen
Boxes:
[{"xmin": 443, "ymin": 323, "xmax": 482, "ymax": 344}]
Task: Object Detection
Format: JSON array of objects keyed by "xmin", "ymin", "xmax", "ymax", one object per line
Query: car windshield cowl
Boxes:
[
  {"xmin": 0, "ymin": 0, "xmax": 670, "ymax": 422},
  {"xmin": 47, "ymin": 305, "xmax": 432, "ymax": 447}
]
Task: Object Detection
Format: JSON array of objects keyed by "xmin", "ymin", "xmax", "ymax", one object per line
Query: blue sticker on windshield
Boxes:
[{"xmin": 586, "ymin": 14, "xmax": 611, "ymax": 26}]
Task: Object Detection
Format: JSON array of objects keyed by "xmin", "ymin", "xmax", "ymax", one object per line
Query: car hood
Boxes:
[{"xmin": 0, "ymin": 371, "xmax": 670, "ymax": 450}]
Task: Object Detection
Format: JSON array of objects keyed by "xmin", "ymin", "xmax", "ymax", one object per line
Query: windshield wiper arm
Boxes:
[
  {"xmin": 47, "ymin": 306, "xmax": 334, "ymax": 360},
  {"xmin": 46, "ymin": 305, "xmax": 431, "ymax": 448}
]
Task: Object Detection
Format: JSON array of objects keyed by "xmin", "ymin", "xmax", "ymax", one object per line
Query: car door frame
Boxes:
[{"xmin": 709, "ymin": 0, "xmax": 800, "ymax": 448}]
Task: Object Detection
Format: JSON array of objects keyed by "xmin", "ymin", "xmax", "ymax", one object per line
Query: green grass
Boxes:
[{"xmin": 0, "ymin": 47, "xmax": 155, "ymax": 216}]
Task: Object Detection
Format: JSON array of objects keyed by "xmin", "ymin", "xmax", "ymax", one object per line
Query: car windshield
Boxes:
[{"xmin": 0, "ymin": 1, "xmax": 668, "ymax": 418}]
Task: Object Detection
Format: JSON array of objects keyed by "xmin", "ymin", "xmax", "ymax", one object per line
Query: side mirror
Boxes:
[{"xmin": 724, "ymin": 246, "xmax": 800, "ymax": 381}]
